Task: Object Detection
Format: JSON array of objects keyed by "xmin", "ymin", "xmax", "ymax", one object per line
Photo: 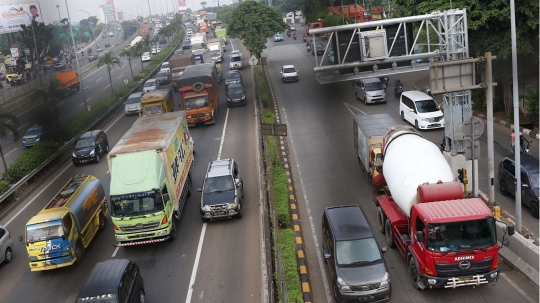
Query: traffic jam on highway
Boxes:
[{"xmin": 0, "ymin": 4, "xmax": 538, "ymax": 303}]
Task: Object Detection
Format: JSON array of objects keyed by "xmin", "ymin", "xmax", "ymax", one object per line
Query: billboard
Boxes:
[
  {"xmin": 178, "ymin": 0, "xmax": 187, "ymax": 12},
  {"xmin": 0, "ymin": 2, "xmax": 43, "ymax": 35}
]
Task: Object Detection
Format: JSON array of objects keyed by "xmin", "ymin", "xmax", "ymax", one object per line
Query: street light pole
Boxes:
[
  {"xmin": 64, "ymin": 0, "xmax": 89, "ymax": 111},
  {"xmin": 147, "ymin": 0, "xmax": 152, "ymax": 17},
  {"xmin": 78, "ymin": 10, "xmax": 97, "ymax": 43},
  {"xmin": 11, "ymin": 8, "xmax": 42, "ymax": 85},
  {"xmin": 56, "ymin": 5, "xmax": 62, "ymax": 22}
]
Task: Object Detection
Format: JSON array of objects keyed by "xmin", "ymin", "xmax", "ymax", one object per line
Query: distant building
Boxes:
[
  {"xmin": 116, "ymin": 11, "xmax": 124, "ymax": 21},
  {"xmin": 105, "ymin": 0, "xmax": 117, "ymax": 21},
  {"xmin": 99, "ymin": 5, "xmax": 115, "ymax": 24}
]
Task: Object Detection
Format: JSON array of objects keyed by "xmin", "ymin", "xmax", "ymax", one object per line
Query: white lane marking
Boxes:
[
  {"xmin": 343, "ymin": 102, "xmax": 367, "ymax": 116},
  {"xmin": 16, "ymin": 101, "xmax": 43, "ymax": 117},
  {"xmin": 58, "ymin": 101, "xmax": 65, "ymax": 105},
  {"xmin": 186, "ymin": 108, "xmax": 230, "ymax": 303},
  {"xmin": 96, "ymin": 77, "xmax": 103, "ymax": 82},
  {"xmin": 111, "ymin": 247, "xmax": 120, "ymax": 258},
  {"xmin": 104, "ymin": 84, "xmax": 110, "ymax": 90},
  {"xmin": 500, "ymin": 272, "xmax": 536, "ymax": 303},
  {"xmin": 7, "ymin": 122, "xmax": 29, "ymax": 136},
  {"xmin": 230, "ymin": 39, "xmax": 235, "ymax": 51},
  {"xmin": 216, "ymin": 108, "xmax": 229, "ymax": 161},
  {"xmin": 118, "ymin": 74, "xmax": 125, "ymax": 79},
  {"xmin": 105, "ymin": 114, "xmax": 124, "ymax": 132},
  {"xmin": 185, "ymin": 222, "xmax": 207, "ymax": 303},
  {"xmin": 281, "ymin": 107, "xmax": 334, "ymax": 302},
  {"xmin": 82, "ymin": 64, "xmax": 107, "ymax": 81},
  {"xmin": 4, "ymin": 148, "xmax": 17, "ymax": 157},
  {"xmin": 2, "ymin": 162, "xmax": 72, "ymax": 227}
]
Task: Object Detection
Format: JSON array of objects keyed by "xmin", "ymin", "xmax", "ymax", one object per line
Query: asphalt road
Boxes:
[
  {"xmin": 0, "ymin": 35, "xmax": 263, "ymax": 303},
  {"xmin": 265, "ymin": 25, "xmax": 539, "ymax": 303},
  {"xmin": 0, "ymin": 24, "xmax": 151, "ymax": 176}
]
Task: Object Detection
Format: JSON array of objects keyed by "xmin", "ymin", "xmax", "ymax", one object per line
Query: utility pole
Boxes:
[
  {"xmin": 56, "ymin": 5, "xmax": 62, "ymax": 22},
  {"xmin": 485, "ymin": 52, "xmax": 496, "ymax": 206},
  {"xmin": 147, "ymin": 0, "xmax": 152, "ymax": 17}
]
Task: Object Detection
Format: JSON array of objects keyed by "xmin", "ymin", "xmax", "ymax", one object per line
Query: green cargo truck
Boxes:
[{"xmin": 107, "ymin": 111, "xmax": 194, "ymax": 246}]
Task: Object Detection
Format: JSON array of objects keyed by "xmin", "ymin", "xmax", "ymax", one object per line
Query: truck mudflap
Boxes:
[
  {"xmin": 423, "ymin": 268, "xmax": 499, "ymax": 289},
  {"xmin": 114, "ymin": 235, "xmax": 170, "ymax": 247}
]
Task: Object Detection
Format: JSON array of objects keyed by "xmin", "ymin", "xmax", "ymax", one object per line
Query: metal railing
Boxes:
[{"xmin": 0, "ymin": 27, "xmax": 184, "ymax": 205}]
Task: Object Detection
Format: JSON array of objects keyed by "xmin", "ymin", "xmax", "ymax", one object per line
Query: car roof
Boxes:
[
  {"xmin": 361, "ymin": 77, "xmax": 382, "ymax": 83},
  {"xmin": 402, "ymin": 90, "xmax": 434, "ymax": 101},
  {"xmin": 207, "ymin": 159, "xmax": 233, "ymax": 178},
  {"xmin": 146, "ymin": 78, "xmax": 157, "ymax": 83},
  {"xmin": 128, "ymin": 92, "xmax": 144, "ymax": 98},
  {"xmin": 324, "ymin": 205, "xmax": 374, "ymax": 241},
  {"xmin": 228, "ymin": 83, "xmax": 243, "ymax": 90},
  {"xmin": 162, "ymin": 61, "xmax": 169, "ymax": 65},
  {"xmin": 282, "ymin": 65, "xmax": 295, "ymax": 69},
  {"xmin": 80, "ymin": 130, "xmax": 102, "ymax": 139},
  {"xmin": 227, "ymin": 70, "xmax": 240, "ymax": 75},
  {"xmin": 503, "ymin": 154, "xmax": 539, "ymax": 173},
  {"xmin": 77, "ymin": 259, "xmax": 130, "ymax": 298}
]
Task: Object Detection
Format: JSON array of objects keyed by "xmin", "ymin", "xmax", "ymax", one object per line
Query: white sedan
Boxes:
[
  {"xmin": 230, "ymin": 50, "xmax": 242, "ymax": 59},
  {"xmin": 156, "ymin": 47, "xmax": 161, "ymax": 53},
  {"xmin": 151, "ymin": 47, "xmax": 157, "ymax": 55},
  {"xmin": 141, "ymin": 52, "xmax": 152, "ymax": 62}
]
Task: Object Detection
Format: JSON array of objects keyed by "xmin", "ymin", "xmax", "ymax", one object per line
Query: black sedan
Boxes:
[
  {"xmin": 182, "ymin": 40, "xmax": 191, "ymax": 50},
  {"xmin": 156, "ymin": 71, "xmax": 171, "ymax": 84},
  {"xmin": 311, "ymin": 42, "xmax": 325, "ymax": 56},
  {"xmin": 88, "ymin": 55, "xmax": 98, "ymax": 62}
]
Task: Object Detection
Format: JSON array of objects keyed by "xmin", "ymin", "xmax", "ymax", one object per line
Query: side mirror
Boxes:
[
  {"xmin": 522, "ymin": 183, "xmax": 529, "ymax": 188},
  {"xmin": 280, "ymin": 72, "xmax": 282, "ymax": 74},
  {"xmin": 506, "ymin": 224, "xmax": 515, "ymax": 236},
  {"xmin": 236, "ymin": 182, "xmax": 243, "ymax": 187},
  {"xmin": 502, "ymin": 238, "xmax": 510, "ymax": 247},
  {"xmin": 162, "ymin": 193, "xmax": 170, "ymax": 202},
  {"xmin": 197, "ymin": 188, "xmax": 202, "ymax": 192},
  {"xmin": 324, "ymin": 252, "xmax": 331, "ymax": 259},
  {"xmin": 18, "ymin": 234, "xmax": 23, "ymax": 243},
  {"xmin": 416, "ymin": 230, "xmax": 424, "ymax": 243},
  {"xmin": 61, "ymin": 235, "xmax": 66, "ymax": 241},
  {"xmin": 381, "ymin": 247, "xmax": 388, "ymax": 253}
]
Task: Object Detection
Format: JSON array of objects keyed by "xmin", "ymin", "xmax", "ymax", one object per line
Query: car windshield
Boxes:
[
  {"xmin": 142, "ymin": 52, "xmax": 150, "ymax": 56},
  {"xmin": 226, "ymin": 73, "xmax": 240, "ymax": 81},
  {"xmin": 531, "ymin": 172, "xmax": 539, "ymax": 189},
  {"xmin": 185, "ymin": 96, "xmax": 209, "ymax": 110},
  {"xmin": 144, "ymin": 80, "xmax": 156, "ymax": 87},
  {"xmin": 25, "ymin": 128, "xmax": 40, "ymax": 136},
  {"xmin": 76, "ymin": 295, "xmax": 118, "ymax": 303},
  {"xmin": 26, "ymin": 221, "xmax": 64, "ymax": 243},
  {"xmin": 336, "ymin": 238, "xmax": 382, "ymax": 266},
  {"xmin": 162, "ymin": 63, "xmax": 169, "ymax": 69},
  {"xmin": 415, "ymin": 100, "xmax": 440, "ymax": 113},
  {"xmin": 171, "ymin": 71, "xmax": 183, "ymax": 78},
  {"xmin": 110, "ymin": 193, "xmax": 164, "ymax": 217},
  {"xmin": 157, "ymin": 71, "xmax": 168, "ymax": 77},
  {"xmin": 210, "ymin": 50, "xmax": 220, "ymax": 57},
  {"xmin": 283, "ymin": 68, "xmax": 296, "ymax": 73},
  {"xmin": 230, "ymin": 56, "xmax": 241, "ymax": 62},
  {"xmin": 316, "ymin": 43, "xmax": 324, "ymax": 48},
  {"xmin": 75, "ymin": 138, "xmax": 95, "ymax": 149},
  {"xmin": 142, "ymin": 104, "xmax": 164, "ymax": 115},
  {"xmin": 228, "ymin": 87, "xmax": 243, "ymax": 95},
  {"xmin": 203, "ymin": 175, "xmax": 235, "ymax": 194},
  {"xmin": 366, "ymin": 82, "xmax": 385, "ymax": 91},
  {"xmin": 184, "ymin": 41, "xmax": 191, "ymax": 45},
  {"xmin": 126, "ymin": 95, "xmax": 141, "ymax": 104},
  {"xmin": 174, "ymin": 50, "xmax": 184, "ymax": 54},
  {"xmin": 275, "ymin": 34, "xmax": 281, "ymax": 37},
  {"xmin": 426, "ymin": 218, "xmax": 497, "ymax": 252}
]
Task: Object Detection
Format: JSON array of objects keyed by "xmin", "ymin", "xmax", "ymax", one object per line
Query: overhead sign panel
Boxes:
[{"xmin": 0, "ymin": 2, "xmax": 43, "ymax": 35}]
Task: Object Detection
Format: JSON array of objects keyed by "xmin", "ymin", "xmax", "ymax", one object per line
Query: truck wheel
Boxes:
[
  {"xmin": 74, "ymin": 243, "xmax": 84, "ymax": 263},
  {"xmin": 4, "ymin": 248, "xmax": 12, "ymax": 263},
  {"xmin": 385, "ymin": 220, "xmax": 395, "ymax": 248},
  {"xmin": 186, "ymin": 176, "xmax": 192, "ymax": 197},
  {"xmin": 377, "ymin": 207, "xmax": 386, "ymax": 234},
  {"xmin": 169, "ymin": 218, "xmax": 177, "ymax": 241},
  {"xmin": 98, "ymin": 212, "xmax": 106, "ymax": 231},
  {"xmin": 408, "ymin": 257, "xmax": 423, "ymax": 290},
  {"xmin": 77, "ymin": 83, "xmax": 81, "ymax": 91}
]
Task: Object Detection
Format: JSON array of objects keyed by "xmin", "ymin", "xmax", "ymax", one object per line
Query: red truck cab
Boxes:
[{"xmin": 178, "ymin": 63, "xmax": 220, "ymax": 126}]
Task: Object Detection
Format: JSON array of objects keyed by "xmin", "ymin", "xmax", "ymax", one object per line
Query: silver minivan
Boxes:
[
  {"xmin": 354, "ymin": 78, "xmax": 387, "ymax": 104},
  {"xmin": 0, "ymin": 225, "xmax": 13, "ymax": 265}
]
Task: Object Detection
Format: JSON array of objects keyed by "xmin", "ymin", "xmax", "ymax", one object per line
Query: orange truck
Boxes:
[
  {"xmin": 306, "ymin": 21, "xmax": 323, "ymax": 36},
  {"xmin": 197, "ymin": 21, "xmax": 209, "ymax": 33},
  {"xmin": 56, "ymin": 71, "xmax": 80, "ymax": 95},
  {"xmin": 178, "ymin": 63, "xmax": 219, "ymax": 127},
  {"xmin": 139, "ymin": 28, "xmax": 149, "ymax": 37}
]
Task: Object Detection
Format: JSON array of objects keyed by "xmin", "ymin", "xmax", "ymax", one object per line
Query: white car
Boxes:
[
  {"xmin": 117, "ymin": 27, "xmax": 121, "ymax": 31},
  {"xmin": 156, "ymin": 47, "xmax": 161, "ymax": 53},
  {"xmin": 151, "ymin": 47, "xmax": 157, "ymax": 55},
  {"xmin": 141, "ymin": 52, "xmax": 151, "ymax": 62},
  {"xmin": 281, "ymin": 65, "xmax": 299, "ymax": 83},
  {"xmin": 143, "ymin": 78, "xmax": 160, "ymax": 93},
  {"xmin": 399, "ymin": 90, "xmax": 444, "ymax": 130},
  {"xmin": 161, "ymin": 62, "xmax": 170, "ymax": 73},
  {"xmin": 230, "ymin": 50, "xmax": 242, "ymax": 59},
  {"xmin": 0, "ymin": 225, "xmax": 13, "ymax": 265}
]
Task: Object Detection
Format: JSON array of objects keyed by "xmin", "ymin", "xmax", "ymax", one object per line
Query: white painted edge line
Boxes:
[
  {"xmin": 17, "ymin": 101, "xmax": 44, "ymax": 118},
  {"xmin": 4, "ymin": 148, "xmax": 17, "ymax": 157},
  {"xmin": 216, "ymin": 108, "xmax": 229, "ymax": 161},
  {"xmin": 118, "ymin": 74, "xmax": 125, "ymax": 79},
  {"xmin": 96, "ymin": 77, "xmax": 103, "ymax": 82},
  {"xmin": 500, "ymin": 272, "xmax": 537, "ymax": 303},
  {"xmin": 2, "ymin": 162, "xmax": 72, "ymax": 227},
  {"xmin": 103, "ymin": 84, "xmax": 110, "ymax": 90}
]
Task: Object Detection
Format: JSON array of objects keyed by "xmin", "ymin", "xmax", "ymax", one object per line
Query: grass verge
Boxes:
[{"xmin": 255, "ymin": 65, "xmax": 303, "ymax": 303}]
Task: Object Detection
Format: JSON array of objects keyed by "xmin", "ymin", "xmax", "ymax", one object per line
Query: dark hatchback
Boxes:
[
  {"xmin": 173, "ymin": 49, "xmax": 184, "ymax": 55},
  {"xmin": 156, "ymin": 71, "xmax": 171, "ymax": 84},
  {"xmin": 322, "ymin": 205, "xmax": 391, "ymax": 303},
  {"xmin": 226, "ymin": 83, "xmax": 247, "ymax": 107},
  {"xmin": 182, "ymin": 40, "xmax": 191, "ymax": 50},
  {"xmin": 311, "ymin": 41, "xmax": 325, "ymax": 55},
  {"xmin": 88, "ymin": 54, "xmax": 98, "ymax": 62},
  {"xmin": 498, "ymin": 154, "xmax": 539, "ymax": 218},
  {"xmin": 72, "ymin": 130, "xmax": 109, "ymax": 165},
  {"xmin": 224, "ymin": 70, "xmax": 243, "ymax": 90},
  {"xmin": 76, "ymin": 259, "xmax": 145, "ymax": 303}
]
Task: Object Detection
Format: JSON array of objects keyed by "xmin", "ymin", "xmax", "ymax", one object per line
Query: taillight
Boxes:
[
  {"xmin": 113, "ymin": 223, "xmax": 119, "ymax": 230},
  {"xmin": 161, "ymin": 215, "xmax": 168, "ymax": 225},
  {"xmin": 36, "ymin": 135, "xmax": 40, "ymax": 139}
]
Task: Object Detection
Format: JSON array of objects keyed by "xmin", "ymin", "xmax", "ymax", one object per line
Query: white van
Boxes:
[
  {"xmin": 353, "ymin": 78, "xmax": 386, "ymax": 104},
  {"xmin": 399, "ymin": 91, "xmax": 444, "ymax": 130}
]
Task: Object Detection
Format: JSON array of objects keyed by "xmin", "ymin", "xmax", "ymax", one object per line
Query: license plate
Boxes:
[
  {"xmin": 459, "ymin": 277, "xmax": 472, "ymax": 282},
  {"xmin": 214, "ymin": 211, "xmax": 226, "ymax": 216},
  {"xmin": 27, "ymin": 138, "xmax": 34, "ymax": 141},
  {"xmin": 360, "ymin": 295, "xmax": 375, "ymax": 301}
]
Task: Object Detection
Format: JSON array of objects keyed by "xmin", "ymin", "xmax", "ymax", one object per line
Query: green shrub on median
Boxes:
[
  {"xmin": 279, "ymin": 228, "xmax": 303, "ymax": 303},
  {"xmin": 8, "ymin": 141, "xmax": 61, "ymax": 183}
]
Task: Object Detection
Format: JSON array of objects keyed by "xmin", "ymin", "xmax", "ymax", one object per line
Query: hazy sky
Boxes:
[{"xmin": 28, "ymin": 0, "xmax": 228, "ymax": 24}]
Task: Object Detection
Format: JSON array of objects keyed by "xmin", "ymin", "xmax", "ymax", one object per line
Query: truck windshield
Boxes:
[
  {"xmin": 172, "ymin": 71, "xmax": 183, "ymax": 78},
  {"xmin": 143, "ymin": 104, "xmax": 164, "ymax": 115},
  {"xmin": 26, "ymin": 221, "xmax": 64, "ymax": 243},
  {"xmin": 185, "ymin": 96, "xmax": 209, "ymax": 110},
  {"xmin": 210, "ymin": 50, "xmax": 220, "ymax": 57},
  {"xmin": 110, "ymin": 193, "xmax": 164, "ymax": 217},
  {"xmin": 426, "ymin": 218, "xmax": 497, "ymax": 252},
  {"xmin": 415, "ymin": 100, "xmax": 440, "ymax": 113},
  {"xmin": 336, "ymin": 238, "xmax": 382, "ymax": 266}
]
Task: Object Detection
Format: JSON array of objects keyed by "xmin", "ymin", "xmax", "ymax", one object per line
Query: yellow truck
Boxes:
[
  {"xmin": 140, "ymin": 89, "xmax": 174, "ymax": 115},
  {"xmin": 19, "ymin": 175, "xmax": 108, "ymax": 271}
]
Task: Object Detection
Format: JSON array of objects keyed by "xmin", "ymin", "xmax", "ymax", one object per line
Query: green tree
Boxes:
[
  {"xmin": 522, "ymin": 88, "xmax": 539, "ymax": 126},
  {"xmin": 97, "ymin": 51, "xmax": 122, "ymax": 95},
  {"xmin": 33, "ymin": 79, "xmax": 68, "ymax": 132},
  {"xmin": 19, "ymin": 22, "xmax": 54, "ymax": 62},
  {"xmin": 0, "ymin": 111, "xmax": 19, "ymax": 183},
  {"xmin": 119, "ymin": 48, "xmax": 135, "ymax": 80},
  {"xmin": 228, "ymin": 1, "xmax": 289, "ymax": 57},
  {"xmin": 133, "ymin": 41, "xmax": 147, "ymax": 67},
  {"xmin": 201, "ymin": 2, "xmax": 208, "ymax": 9}
]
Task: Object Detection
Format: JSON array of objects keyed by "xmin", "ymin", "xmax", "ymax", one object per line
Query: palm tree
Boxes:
[
  {"xmin": 34, "ymin": 79, "xmax": 68, "ymax": 130},
  {"xmin": 0, "ymin": 111, "xmax": 19, "ymax": 182},
  {"xmin": 97, "ymin": 51, "xmax": 122, "ymax": 95},
  {"xmin": 133, "ymin": 41, "xmax": 146, "ymax": 67},
  {"xmin": 119, "ymin": 47, "xmax": 135, "ymax": 80}
]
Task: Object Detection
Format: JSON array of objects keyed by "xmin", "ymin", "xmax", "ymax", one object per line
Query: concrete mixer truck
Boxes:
[{"xmin": 371, "ymin": 124, "xmax": 515, "ymax": 290}]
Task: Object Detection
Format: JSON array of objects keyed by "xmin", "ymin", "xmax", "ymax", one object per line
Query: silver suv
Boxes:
[
  {"xmin": 197, "ymin": 159, "xmax": 244, "ymax": 222},
  {"xmin": 0, "ymin": 225, "xmax": 13, "ymax": 265}
]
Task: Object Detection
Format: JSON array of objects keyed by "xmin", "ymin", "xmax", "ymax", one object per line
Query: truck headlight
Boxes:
[
  {"xmin": 337, "ymin": 277, "xmax": 351, "ymax": 291},
  {"xmin": 202, "ymin": 205, "xmax": 211, "ymax": 211},
  {"xmin": 116, "ymin": 235, "xmax": 126, "ymax": 241},
  {"xmin": 227, "ymin": 202, "xmax": 238, "ymax": 209},
  {"xmin": 227, "ymin": 97, "xmax": 232, "ymax": 102},
  {"xmin": 378, "ymin": 272, "xmax": 390, "ymax": 288},
  {"xmin": 205, "ymin": 113, "xmax": 210, "ymax": 117},
  {"xmin": 187, "ymin": 115, "xmax": 192, "ymax": 119}
]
